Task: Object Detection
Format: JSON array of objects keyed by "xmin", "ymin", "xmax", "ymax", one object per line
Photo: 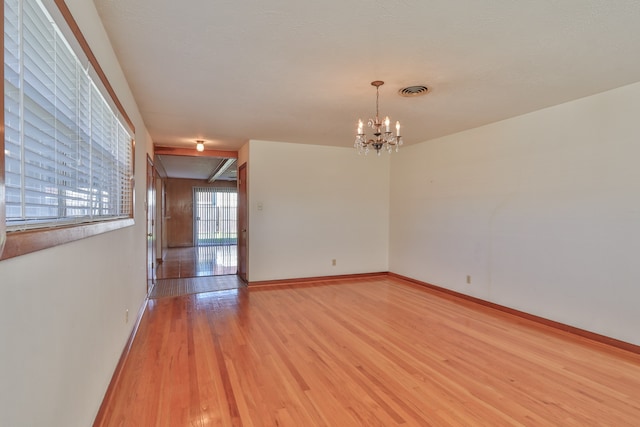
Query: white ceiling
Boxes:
[
  {"xmin": 94, "ymin": 0, "xmax": 640, "ymax": 152},
  {"xmin": 156, "ymin": 155, "xmax": 237, "ymax": 181}
]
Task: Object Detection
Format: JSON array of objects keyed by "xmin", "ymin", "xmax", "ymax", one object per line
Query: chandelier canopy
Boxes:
[{"xmin": 354, "ymin": 80, "xmax": 402, "ymax": 155}]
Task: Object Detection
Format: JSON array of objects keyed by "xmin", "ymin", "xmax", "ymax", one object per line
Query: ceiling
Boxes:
[
  {"xmin": 94, "ymin": 0, "xmax": 640, "ymax": 154},
  {"xmin": 156, "ymin": 155, "xmax": 237, "ymax": 181}
]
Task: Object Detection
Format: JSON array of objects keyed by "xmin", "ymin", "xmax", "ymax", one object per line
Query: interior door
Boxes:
[
  {"xmin": 146, "ymin": 155, "xmax": 156, "ymax": 292},
  {"xmin": 237, "ymin": 163, "xmax": 248, "ymax": 282}
]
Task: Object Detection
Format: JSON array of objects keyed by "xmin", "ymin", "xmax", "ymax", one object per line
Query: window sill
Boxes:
[{"xmin": 0, "ymin": 218, "xmax": 135, "ymax": 261}]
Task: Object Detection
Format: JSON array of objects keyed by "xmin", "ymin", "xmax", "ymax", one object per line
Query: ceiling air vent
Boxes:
[{"xmin": 398, "ymin": 85, "xmax": 429, "ymax": 97}]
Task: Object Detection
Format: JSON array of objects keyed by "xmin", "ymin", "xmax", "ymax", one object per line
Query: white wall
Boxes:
[
  {"xmin": 248, "ymin": 140, "xmax": 389, "ymax": 281},
  {"xmin": 0, "ymin": 1, "xmax": 151, "ymax": 426},
  {"xmin": 390, "ymin": 81, "xmax": 640, "ymax": 346}
]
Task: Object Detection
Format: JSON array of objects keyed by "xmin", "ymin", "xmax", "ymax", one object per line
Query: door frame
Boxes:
[
  {"xmin": 237, "ymin": 162, "xmax": 248, "ymax": 282},
  {"xmin": 146, "ymin": 155, "xmax": 156, "ymax": 293}
]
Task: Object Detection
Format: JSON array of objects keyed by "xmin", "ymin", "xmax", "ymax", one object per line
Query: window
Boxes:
[{"xmin": 1, "ymin": 0, "xmax": 135, "ymax": 259}]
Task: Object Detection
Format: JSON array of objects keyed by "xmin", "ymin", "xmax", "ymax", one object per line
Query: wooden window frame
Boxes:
[
  {"xmin": 0, "ymin": 0, "xmax": 136, "ymax": 261},
  {"xmin": 0, "ymin": 0, "xmax": 5, "ymax": 259}
]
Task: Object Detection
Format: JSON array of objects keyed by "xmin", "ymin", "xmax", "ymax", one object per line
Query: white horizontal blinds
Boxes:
[
  {"xmin": 215, "ymin": 187, "xmax": 238, "ymax": 245},
  {"xmin": 194, "ymin": 186, "xmax": 238, "ymax": 246},
  {"xmin": 4, "ymin": 0, "xmax": 22, "ymax": 221},
  {"xmin": 3, "ymin": 0, "xmax": 133, "ymax": 230},
  {"xmin": 77, "ymin": 65, "xmax": 92, "ymax": 217}
]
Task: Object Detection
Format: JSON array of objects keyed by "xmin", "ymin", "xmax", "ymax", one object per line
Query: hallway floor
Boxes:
[
  {"xmin": 153, "ymin": 245, "xmax": 242, "ymax": 298},
  {"xmin": 156, "ymin": 245, "xmax": 237, "ymax": 279}
]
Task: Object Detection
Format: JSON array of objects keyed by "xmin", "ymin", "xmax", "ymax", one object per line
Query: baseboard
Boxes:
[
  {"xmin": 247, "ymin": 272, "xmax": 388, "ymax": 288},
  {"xmin": 92, "ymin": 297, "xmax": 148, "ymax": 426},
  {"xmin": 388, "ymin": 272, "xmax": 640, "ymax": 356}
]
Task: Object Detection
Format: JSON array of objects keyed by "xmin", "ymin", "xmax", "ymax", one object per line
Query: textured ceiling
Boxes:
[{"xmin": 94, "ymin": 0, "xmax": 640, "ymax": 152}]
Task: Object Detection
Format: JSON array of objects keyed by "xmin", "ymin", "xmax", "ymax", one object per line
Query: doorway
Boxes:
[{"xmin": 151, "ymin": 150, "xmax": 244, "ymax": 298}]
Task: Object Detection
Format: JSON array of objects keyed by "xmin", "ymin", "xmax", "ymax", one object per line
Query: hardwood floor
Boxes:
[
  {"xmin": 95, "ymin": 276, "xmax": 640, "ymax": 426},
  {"xmin": 157, "ymin": 246, "xmax": 237, "ymax": 279}
]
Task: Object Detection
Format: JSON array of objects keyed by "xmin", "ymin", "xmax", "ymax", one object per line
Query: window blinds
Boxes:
[{"xmin": 3, "ymin": 0, "xmax": 133, "ymax": 231}]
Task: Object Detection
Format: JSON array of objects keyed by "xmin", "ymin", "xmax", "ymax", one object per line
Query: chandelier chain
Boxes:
[{"xmin": 376, "ymin": 86, "xmax": 380, "ymax": 120}]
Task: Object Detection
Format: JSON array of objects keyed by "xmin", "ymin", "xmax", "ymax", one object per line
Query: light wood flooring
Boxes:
[
  {"xmin": 95, "ymin": 276, "xmax": 640, "ymax": 426},
  {"xmin": 157, "ymin": 246, "xmax": 237, "ymax": 279}
]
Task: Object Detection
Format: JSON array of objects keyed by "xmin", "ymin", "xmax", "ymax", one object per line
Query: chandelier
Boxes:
[{"xmin": 354, "ymin": 80, "xmax": 402, "ymax": 155}]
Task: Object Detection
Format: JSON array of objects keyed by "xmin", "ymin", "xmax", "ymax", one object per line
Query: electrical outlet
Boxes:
[
  {"xmin": 332, "ymin": 259, "xmax": 336, "ymax": 266},
  {"xmin": 466, "ymin": 275, "xmax": 471, "ymax": 284}
]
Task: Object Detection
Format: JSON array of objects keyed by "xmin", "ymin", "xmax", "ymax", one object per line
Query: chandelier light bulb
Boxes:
[{"xmin": 196, "ymin": 140, "xmax": 205, "ymax": 152}]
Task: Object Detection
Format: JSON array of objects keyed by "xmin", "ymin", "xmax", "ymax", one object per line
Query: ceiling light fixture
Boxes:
[
  {"xmin": 196, "ymin": 140, "xmax": 205, "ymax": 152},
  {"xmin": 355, "ymin": 80, "xmax": 402, "ymax": 156}
]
